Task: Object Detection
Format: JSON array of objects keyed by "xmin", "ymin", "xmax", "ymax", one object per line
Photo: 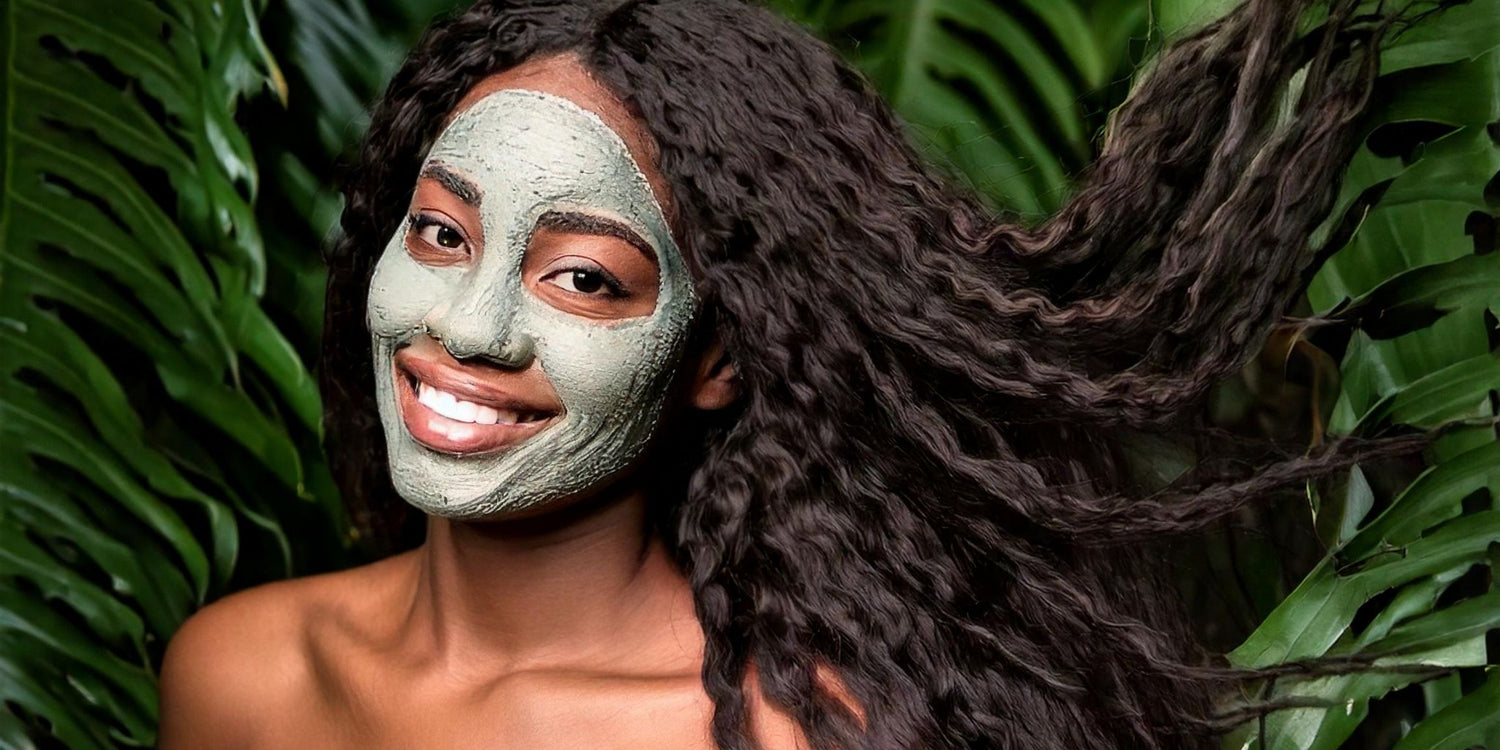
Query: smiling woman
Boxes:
[
  {"xmin": 366, "ymin": 85, "xmax": 699, "ymax": 519},
  {"xmin": 153, "ymin": 0, "xmax": 1459, "ymax": 748}
]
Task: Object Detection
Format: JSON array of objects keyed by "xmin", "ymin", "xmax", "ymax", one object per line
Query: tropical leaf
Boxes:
[
  {"xmin": 248, "ymin": 0, "xmax": 410, "ymax": 354},
  {"xmin": 0, "ymin": 0, "xmax": 346, "ymax": 744},
  {"xmin": 769, "ymin": 0, "xmax": 1151, "ymax": 217},
  {"xmin": 1144, "ymin": 0, "xmax": 1500, "ymax": 747},
  {"xmin": 1391, "ymin": 671, "xmax": 1500, "ymax": 749}
]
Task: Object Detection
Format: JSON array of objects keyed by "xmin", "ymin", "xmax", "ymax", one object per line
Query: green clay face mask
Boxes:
[{"xmin": 366, "ymin": 89, "xmax": 698, "ymax": 519}]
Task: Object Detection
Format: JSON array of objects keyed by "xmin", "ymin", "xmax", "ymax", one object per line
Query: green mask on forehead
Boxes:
[{"xmin": 366, "ymin": 89, "xmax": 699, "ymax": 519}]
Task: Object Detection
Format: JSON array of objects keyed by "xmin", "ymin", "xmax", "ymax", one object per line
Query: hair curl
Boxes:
[{"xmin": 322, "ymin": 0, "xmax": 1445, "ymax": 746}]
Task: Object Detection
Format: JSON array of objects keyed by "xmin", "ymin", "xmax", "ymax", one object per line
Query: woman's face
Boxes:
[{"xmin": 365, "ymin": 58, "xmax": 700, "ymax": 520}]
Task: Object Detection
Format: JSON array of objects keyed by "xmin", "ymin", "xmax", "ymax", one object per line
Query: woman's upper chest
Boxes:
[{"xmin": 255, "ymin": 637, "xmax": 720, "ymax": 750}]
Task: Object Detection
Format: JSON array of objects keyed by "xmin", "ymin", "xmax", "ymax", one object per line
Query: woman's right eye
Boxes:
[{"xmin": 406, "ymin": 213, "xmax": 471, "ymax": 263}]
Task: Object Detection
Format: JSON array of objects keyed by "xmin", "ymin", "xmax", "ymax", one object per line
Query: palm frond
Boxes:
[
  {"xmin": 773, "ymin": 0, "xmax": 1151, "ymax": 216},
  {"xmin": 0, "ymin": 0, "xmax": 344, "ymax": 744},
  {"xmin": 1166, "ymin": 0, "xmax": 1500, "ymax": 745}
]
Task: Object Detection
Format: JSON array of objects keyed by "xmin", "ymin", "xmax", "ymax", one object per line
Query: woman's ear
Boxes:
[{"xmin": 689, "ymin": 336, "xmax": 738, "ymax": 411}]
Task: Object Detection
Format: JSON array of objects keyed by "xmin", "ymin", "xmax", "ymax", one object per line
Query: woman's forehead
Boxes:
[
  {"xmin": 425, "ymin": 90, "xmax": 677, "ymax": 260},
  {"xmin": 448, "ymin": 54, "xmax": 673, "ymax": 219}
]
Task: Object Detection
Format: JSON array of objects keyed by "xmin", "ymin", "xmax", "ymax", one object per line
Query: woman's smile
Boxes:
[
  {"xmin": 393, "ymin": 337, "xmax": 563, "ymax": 456},
  {"xmin": 363, "ymin": 88, "xmax": 694, "ymax": 518}
]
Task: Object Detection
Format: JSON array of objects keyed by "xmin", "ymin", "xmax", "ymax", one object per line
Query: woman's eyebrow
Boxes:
[
  {"xmin": 421, "ymin": 162, "xmax": 482, "ymax": 207},
  {"xmin": 536, "ymin": 211, "xmax": 658, "ymax": 265}
]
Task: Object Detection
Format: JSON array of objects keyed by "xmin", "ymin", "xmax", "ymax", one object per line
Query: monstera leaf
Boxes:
[
  {"xmin": 0, "ymin": 0, "xmax": 345, "ymax": 745},
  {"xmin": 1141, "ymin": 0, "xmax": 1500, "ymax": 747},
  {"xmin": 771, "ymin": 0, "xmax": 1150, "ymax": 217}
]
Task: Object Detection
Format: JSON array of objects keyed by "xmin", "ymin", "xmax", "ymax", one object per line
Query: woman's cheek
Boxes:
[
  {"xmin": 367, "ymin": 239, "xmax": 462, "ymax": 338},
  {"xmin": 523, "ymin": 308, "xmax": 656, "ymax": 415}
]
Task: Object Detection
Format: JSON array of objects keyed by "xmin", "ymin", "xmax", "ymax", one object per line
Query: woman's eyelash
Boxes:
[
  {"xmin": 406, "ymin": 212, "xmax": 469, "ymax": 254},
  {"xmin": 553, "ymin": 261, "xmax": 628, "ymax": 298},
  {"xmin": 408, "ymin": 213, "xmax": 452, "ymax": 234}
]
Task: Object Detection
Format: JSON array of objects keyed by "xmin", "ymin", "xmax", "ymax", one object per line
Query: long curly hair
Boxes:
[{"xmin": 322, "ymin": 0, "xmax": 1441, "ymax": 746}]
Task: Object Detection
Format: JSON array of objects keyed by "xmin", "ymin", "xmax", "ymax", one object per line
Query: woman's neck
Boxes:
[{"xmin": 398, "ymin": 485, "xmax": 701, "ymax": 676}]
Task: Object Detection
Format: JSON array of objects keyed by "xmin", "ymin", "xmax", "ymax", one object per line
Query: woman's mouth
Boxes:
[
  {"xmin": 394, "ymin": 355, "xmax": 562, "ymax": 456},
  {"xmin": 414, "ymin": 381, "xmax": 551, "ymax": 426}
]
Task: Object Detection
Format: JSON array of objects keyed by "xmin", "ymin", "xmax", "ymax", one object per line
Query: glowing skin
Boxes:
[{"xmin": 366, "ymin": 89, "xmax": 697, "ymax": 519}]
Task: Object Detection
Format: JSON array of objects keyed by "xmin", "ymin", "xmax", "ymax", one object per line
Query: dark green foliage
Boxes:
[
  {"xmin": 1217, "ymin": 1, "xmax": 1500, "ymax": 745},
  {"xmin": 769, "ymin": 0, "xmax": 1152, "ymax": 216},
  {"xmin": 0, "ymin": 0, "xmax": 346, "ymax": 745},
  {"xmin": 0, "ymin": 0, "xmax": 1494, "ymax": 747}
]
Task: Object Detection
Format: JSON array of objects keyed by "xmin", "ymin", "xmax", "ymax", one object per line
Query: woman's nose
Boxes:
[{"xmin": 420, "ymin": 293, "xmax": 536, "ymax": 369}]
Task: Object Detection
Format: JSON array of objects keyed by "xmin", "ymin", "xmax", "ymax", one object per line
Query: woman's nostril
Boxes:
[{"xmin": 495, "ymin": 332, "xmax": 537, "ymax": 367}]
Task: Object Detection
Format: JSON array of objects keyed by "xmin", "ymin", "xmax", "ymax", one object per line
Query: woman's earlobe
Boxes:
[{"xmin": 690, "ymin": 343, "xmax": 739, "ymax": 411}]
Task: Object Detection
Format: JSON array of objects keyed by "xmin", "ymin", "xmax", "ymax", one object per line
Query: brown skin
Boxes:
[{"xmin": 156, "ymin": 56, "xmax": 803, "ymax": 750}]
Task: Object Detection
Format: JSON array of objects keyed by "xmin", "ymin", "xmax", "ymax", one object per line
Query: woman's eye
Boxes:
[
  {"xmin": 409, "ymin": 214, "xmax": 469, "ymax": 255},
  {"xmin": 544, "ymin": 267, "xmax": 625, "ymax": 297},
  {"xmin": 430, "ymin": 225, "xmax": 464, "ymax": 249}
]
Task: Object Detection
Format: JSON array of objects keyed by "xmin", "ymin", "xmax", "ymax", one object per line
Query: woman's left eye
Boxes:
[{"xmin": 543, "ymin": 265, "xmax": 626, "ymax": 298}]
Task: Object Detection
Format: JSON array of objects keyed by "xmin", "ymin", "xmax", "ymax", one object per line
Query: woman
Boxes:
[{"xmin": 159, "ymin": 0, "xmax": 1429, "ymax": 747}]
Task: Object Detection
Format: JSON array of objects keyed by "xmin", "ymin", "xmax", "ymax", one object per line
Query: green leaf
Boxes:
[
  {"xmin": 1364, "ymin": 590, "xmax": 1500, "ymax": 656},
  {"xmin": 1341, "ymin": 442, "xmax": 1500, "ymax": 561},
  {"xmin": 0, "ymin": 459, "xmax": 194, "ymax": 640},
  {"xmin": 820, "ymin": 0, "xmax": 1145, "ymax": 214},
  {"xmin": 1152, "ymin": 0, "xmax": 1238, "ymax": 38},
  {"xmin": 1376, "ymin": 49, "xmax": 1500, "ymax": 127},
  {"xmin": 0, "ymin": 642, "xmax": 113, "ymax": 750},
  {"xmin": 0, "ymin": 592, "xmax": 156, "ymax": 721},
  {"xmin": 1313, "ymin": 464, "xmax": 1375, "ymax": 550},
  {"xmin": 1379, "ymin": 127, "xmax": 1500, "ymax": 210},
  {"xmin": 1379, "ymin": 0, "xmax": 1500, "ymax": 74},
  {"xmin": 1233, "ymin": 511, "xmax": 1500, "ymax": 668},
  {"xmin": 0, "ymin": 523, "xmax": 145, "ymax": 650},
  {"xmin": 0, "ymin": 706, "xmax": 41, "ymax": 750},
  {"xmin": 1, "ymin": 392, "xmax": 211, "ymax": 598},
  {"xmin": 1392, "ymin": 671, "xmax": 1500, "ymax": 749},
  {"xmin": 1, "ymin": 0, "xmax": 345, "ymax": 744},
  {"xmin": 1325, "ymin": 253, "xmax": 1500, "ymax": 340},
  {"xmin": 1237, "ymin": 637, "xmax": 1487, "ymax": 750},
  {"xmin": 1354, "ymin": 350, "xmax": 1500, "ymax": 432},
  {"xmin": 1357, "ymin": 568, "xmax": 1468, "ymax": 645}
]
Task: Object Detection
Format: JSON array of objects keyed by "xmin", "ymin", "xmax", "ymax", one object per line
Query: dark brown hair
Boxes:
[{"xmin": 323, "ymin": 0, "xmax": 1437, "ymax": 746}]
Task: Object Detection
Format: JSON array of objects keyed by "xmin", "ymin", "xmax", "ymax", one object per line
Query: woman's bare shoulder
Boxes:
[{"xmin": 156, "ymin": 552, "xmax": 417, "ymax": 749}]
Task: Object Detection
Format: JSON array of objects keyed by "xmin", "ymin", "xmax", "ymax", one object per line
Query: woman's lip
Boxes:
[
  {"xmin": 395, "ymin": 361, "xmax": 560, "ymax": 455},
  {"xmin": 395, "ymin": 349, "xmax": 562, "ymax": 413},
  {"xmin": 390, "ymin": 347, "xmax": 563, "ymax": 457}
]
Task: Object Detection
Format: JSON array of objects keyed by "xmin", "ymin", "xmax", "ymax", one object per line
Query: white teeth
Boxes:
[
  {"xmin": 414, "ymin": 381, "xmax": 526, "ymax": 425},
  {"xmin": 451, "ymin": 399, "xmax": 478, "ymax": 423},
  {"xmin": 417, "ymin": 382, "xmax": 437, "ymax": 407}
]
